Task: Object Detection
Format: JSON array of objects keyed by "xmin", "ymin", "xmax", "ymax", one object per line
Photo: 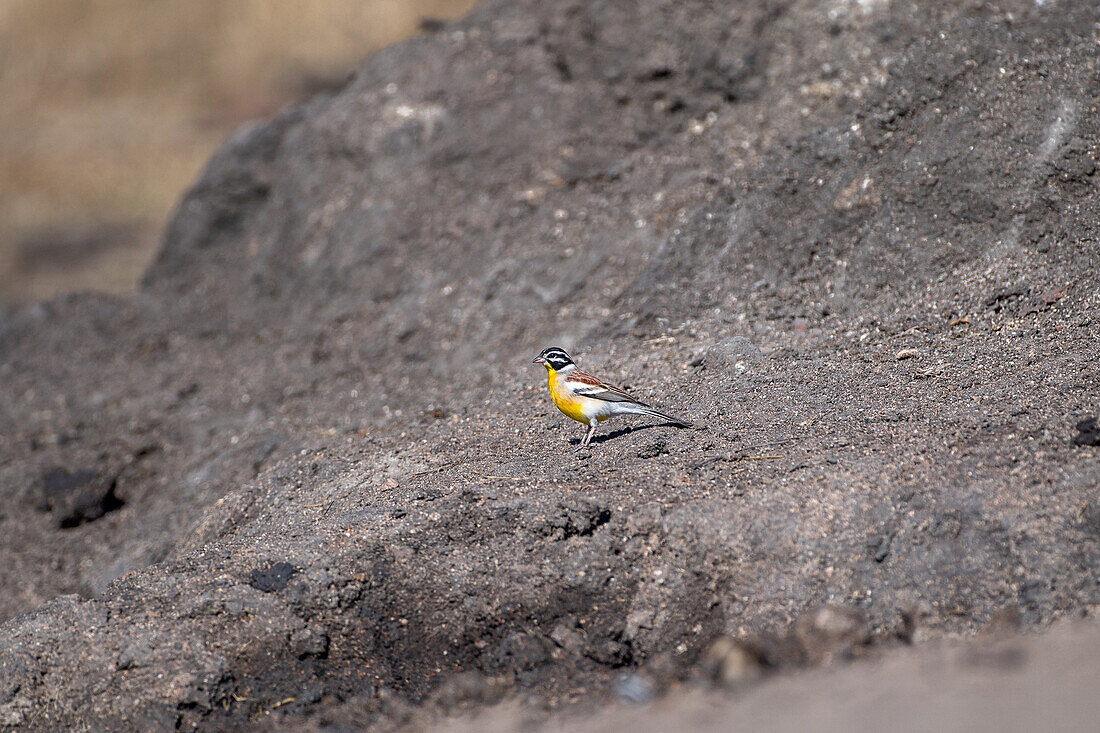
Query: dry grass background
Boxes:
[{"xmin": 0, "ymin": 0, "xmax": 477, "ymax": 306}]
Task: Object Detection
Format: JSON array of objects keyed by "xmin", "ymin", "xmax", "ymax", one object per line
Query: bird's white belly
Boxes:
[
  {"xmin": 578, "ymin": 396, "xmax": 615, "ymax": 422},
  {"xmin": 576, "ymin": 394, "xmax": 643, "ymax": 422}
]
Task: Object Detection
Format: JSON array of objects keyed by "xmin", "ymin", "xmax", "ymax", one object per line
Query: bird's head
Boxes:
[{"xmin": 532, "ymin": 346, "xmax": 574, "ymax": 372}]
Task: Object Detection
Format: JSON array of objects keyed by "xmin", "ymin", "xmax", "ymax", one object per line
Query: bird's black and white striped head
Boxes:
[{"xmin": 532, "ymin": 346, "xmax": 575, "ymax": 371}]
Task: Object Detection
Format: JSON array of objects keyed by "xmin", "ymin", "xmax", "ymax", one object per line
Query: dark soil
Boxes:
[{"xmin": 1, "ymin": 0, "xmax": 1098, "ymax": 729}]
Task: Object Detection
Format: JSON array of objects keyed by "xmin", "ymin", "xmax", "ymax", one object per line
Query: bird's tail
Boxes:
[{"xmin": 636, "ymin": 406, "xmax": 693, "ymax": 427}]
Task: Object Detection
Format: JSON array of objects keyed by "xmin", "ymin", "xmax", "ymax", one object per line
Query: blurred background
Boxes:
[{"xmin": 0, "ymin": 0, "xmax": 477, "ymax": 307}]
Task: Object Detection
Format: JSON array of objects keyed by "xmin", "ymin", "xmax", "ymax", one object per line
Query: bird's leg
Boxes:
[{"xmin": 582, "ymin": 422, "xmax": 597, "ymax": 447}]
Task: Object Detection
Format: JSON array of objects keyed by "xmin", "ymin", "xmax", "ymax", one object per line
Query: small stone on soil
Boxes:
[
  {"xmin": 249, "ymin": 561, "xmax": 298, "ymax": 593},
  {"xmin": 1072, "ymin": 417, "xmax": 1100, "ymax": 446}
]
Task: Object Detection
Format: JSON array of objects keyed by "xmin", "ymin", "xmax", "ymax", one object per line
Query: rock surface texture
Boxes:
[{"xmin": 1, "ymin": 0, "xmax": 1098, "ymax": 729}]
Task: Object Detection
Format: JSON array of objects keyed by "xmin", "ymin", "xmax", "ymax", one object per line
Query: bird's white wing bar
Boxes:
[{"xmin": 570, "ymin": 381, "xmax": 646, "ymax": 404}]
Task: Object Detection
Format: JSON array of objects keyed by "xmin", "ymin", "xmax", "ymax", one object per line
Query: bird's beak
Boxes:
[{"xmin": 533, "ymin": 356, "xmax": 547, "ymax": 364}]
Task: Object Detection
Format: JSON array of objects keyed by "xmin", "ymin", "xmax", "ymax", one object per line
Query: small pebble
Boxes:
[
  {"xmin": 703, "ymin": 637, "xmax": 763, "ymax": 686},
  {"xmin": 613, "ymin": 672, "xmax": 655, "ymax": 704}
]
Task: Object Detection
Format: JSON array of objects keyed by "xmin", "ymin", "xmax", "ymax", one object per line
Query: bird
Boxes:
[{"xmin": 531, "ymin": 346, "xmax": 692, "ymax": 447}]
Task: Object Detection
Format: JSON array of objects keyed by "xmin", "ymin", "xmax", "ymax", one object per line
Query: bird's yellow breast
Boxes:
[{"xmin": 546, "ymin": 367, "xmax": 605, "ymax": 424}]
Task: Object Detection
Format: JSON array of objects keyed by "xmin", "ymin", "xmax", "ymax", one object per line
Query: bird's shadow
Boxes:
[{"xmin": 567, "ymin": 421, "xmax": 682, "ymax": 446}]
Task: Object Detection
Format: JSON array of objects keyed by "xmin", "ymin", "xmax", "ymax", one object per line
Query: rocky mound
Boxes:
[{"xmin": 0, "ymin": 0, "xmax": 1098, "ymax": 729}]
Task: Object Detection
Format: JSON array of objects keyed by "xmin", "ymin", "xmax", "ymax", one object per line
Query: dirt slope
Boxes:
[
  {"xmin": 0, "ymin": 0, "xmax": 478, "ymax": 305},
  {"xmin": 0, "ymin": 0, "xmax": 1098, "ymax": 729},
  {"xmin": 435, "ymin": 621, "xmax": 1100, "ymax": 733}
]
